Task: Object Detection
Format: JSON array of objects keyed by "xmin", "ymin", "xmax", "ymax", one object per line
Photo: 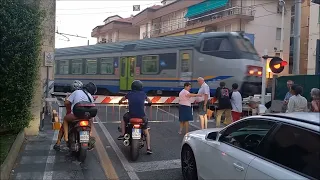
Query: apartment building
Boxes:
[
  {"xmin": 91, "ymin": 15, "xmax": 139, "ymax": 43},
  {"xmin": 307, "ymin": 2, "xmax": 320, "ymax": 74}
]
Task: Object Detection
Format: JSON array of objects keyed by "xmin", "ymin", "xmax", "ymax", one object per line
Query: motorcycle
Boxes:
[
  {"xmin": 68, "ymin": 101, "xmax": 97, "ymax": 162},
  {"xmin": 118, "ymin": 102, "xmax": 151, "ymax": 161}
]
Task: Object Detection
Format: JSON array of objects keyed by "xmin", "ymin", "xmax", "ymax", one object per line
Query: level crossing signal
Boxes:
[{"xmin": 269, "ymin": 57, "xmax": 288, "ymax": 74}]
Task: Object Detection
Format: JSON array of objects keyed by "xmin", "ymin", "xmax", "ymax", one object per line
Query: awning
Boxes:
[{"xmin": 184, "ymin": 0, "xmax": 229, "ymax": 18}]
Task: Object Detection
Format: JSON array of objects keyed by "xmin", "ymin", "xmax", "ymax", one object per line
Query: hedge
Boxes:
[{"xmin": 0, "ymin": 0, "xmax": 43, "ymax": 133}]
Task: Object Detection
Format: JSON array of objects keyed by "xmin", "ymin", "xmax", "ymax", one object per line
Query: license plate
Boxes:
[
  {"xmin": 132, "ymin": 128, "xmax": 141, "ymax": 139},
  {"xmin": 80, "ymin": 131, "xmax": 89, "ymax": 142}
]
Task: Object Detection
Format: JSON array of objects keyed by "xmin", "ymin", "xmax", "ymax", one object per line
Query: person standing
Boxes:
[
  {"xmin": 230, "ymin": 83, "xmax": 242, "ymax": 122},
  {"xmin": 310, "ymin": 88, "xmax": 320, "ymax": 112},
  {"xmin": 215, "ymin": 82, "xmax": 232, "ymax": 127},
  {"xmin": 282, "ymin": 80, "xmax": 294, "ymax": 112},
  {"xmin": 286, "ymin": 84, "xmax": 308, "ymax": 113},
  {"xmin": 196, "ymin": 77, "xmax": 210, "ymax": 129},
  {"xmin": 178, "ymin": 82, "xmax": 202, "ymax": 134}
]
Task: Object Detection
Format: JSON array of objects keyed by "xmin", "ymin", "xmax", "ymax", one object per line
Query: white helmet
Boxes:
[{"xmin": 71, "ymin": 80, "xmax": 83, "ymax": 92}]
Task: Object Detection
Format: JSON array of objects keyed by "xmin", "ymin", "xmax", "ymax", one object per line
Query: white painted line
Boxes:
[
  {"xmin": 131, "ymin": 159, "xmax": 181, "ymax": 172},
  {"xmin": 25, "ymin": 145, "xmax": 52, "ymax": 151},
  {"xmin": 20, "ymin": 156, "xmax": 57, "ymax": 164},
  {"xmin": 96, "ymin": 116, "xmax": 140, "ymax": 180},
  {"xmin": 42, "ymin": 130, "xmax": 58, "ymax": 180},
  {"xmin": 157, "ymin": 107, "xmax": 201, "ymax": 129},
  {"xmin": 15, "ymin": 172, "xmax": 43, "ymax": 180}
]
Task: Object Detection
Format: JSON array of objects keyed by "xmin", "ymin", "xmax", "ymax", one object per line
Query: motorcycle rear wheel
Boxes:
[
  {"xmin": 130, "ymin": 139, "xmax": 140, "ymax": 161},
  {"xmin": 78, "ymin": 146, "xmax": 87, "ymax": 162}
]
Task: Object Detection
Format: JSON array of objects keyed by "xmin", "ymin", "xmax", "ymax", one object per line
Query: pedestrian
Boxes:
[
  {"xmin": 282, "ymin": 80, "xmax": 294, "ymax": 112},
  {"xmin": 215, "ymin": 82, "xmax": 232, "ymax": 127},
  {"xmin": 230, "ymin": 83, "xmax": 242, "ymax": 122},
  {"xmin": 178, "ymin": 82, "xmax": 202, "ymax": 134},
  {"xmin": 310, "ymin": 88, "xmax": 320, "ymax": 112},
  {"xmin": 248, "ymin": 98, "xmax": 268, "ymax": 115},
  {"xmin": 286, "ymin": 84, "xmax": 308, "ymax": 112},
  {"xmin": 196, "ymin": 77, "xmax": 210, "ymax": 129}
]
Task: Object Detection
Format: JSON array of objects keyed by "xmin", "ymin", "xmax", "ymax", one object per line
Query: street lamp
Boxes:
[{"xmin": 279, "ymin": 0, "xmax": 285, "ymax": 59}]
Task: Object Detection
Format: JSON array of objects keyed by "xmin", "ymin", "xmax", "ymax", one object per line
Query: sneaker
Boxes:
[
  {"xmin": 117, "ymin": 135, "xmax": 124, "ymax": 140},
  {"xmin": 88, "ymin": 137, "xmax": 96, "ymax": 151},
  {"xmin": 147, "ymin": 149, "xmax": 153, "ymax": 155},
  {"xmin": 53, "ymin": 144, "xmax": 60, "ymax": 151}
]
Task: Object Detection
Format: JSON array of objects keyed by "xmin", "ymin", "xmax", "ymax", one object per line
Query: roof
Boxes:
[
  {"xmin": 262, "ymin": 112, "xmax": 320, "ymax": 126},
  {"xmin": 55, "ymin": 32, "xmax": 233, "ymax": 57},
  {"xmin": 103, "ymin": 15, "xmax": 122, "ymax": 23}
]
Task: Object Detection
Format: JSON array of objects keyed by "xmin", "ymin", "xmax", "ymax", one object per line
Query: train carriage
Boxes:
[{"xmin": 54, "ymin": 32, "xmax": 262, "ymax": 97}]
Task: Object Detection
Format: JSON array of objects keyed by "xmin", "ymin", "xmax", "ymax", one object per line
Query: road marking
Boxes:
[
  {"xmin": 92, "ymin": 126, "xmax": 119, "ymax": 180},
  {"xmin": 96, "ymin": 116, "xmax": 140, "ymax": 180},
  {"xmin": 157, "ymin": 107, "xmax": 201, "ymax": 129},
  {"xmin": 131, "ymin": 159, "xmax": 181, "ymax": 172},
  {"xmin": 42, "ymin": 130, "xmax": 58, "ymax": 180}
]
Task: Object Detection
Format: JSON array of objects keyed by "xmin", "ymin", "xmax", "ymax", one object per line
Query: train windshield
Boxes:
[{"xmin": 234, "ymin": 36, "xmax": 258, "ymax": 55}]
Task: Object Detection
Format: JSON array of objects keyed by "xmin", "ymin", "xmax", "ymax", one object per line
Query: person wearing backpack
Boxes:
[{"xmin": 214, "ymin": 82, "xmax": 232, "ymax": 127}]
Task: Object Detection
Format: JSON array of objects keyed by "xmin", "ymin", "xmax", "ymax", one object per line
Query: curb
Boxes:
[{"xmin": 0, "ymin": 130, "xmax": 25, "ymax": 180}]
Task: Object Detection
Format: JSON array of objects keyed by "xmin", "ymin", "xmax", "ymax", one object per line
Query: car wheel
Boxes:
[{"xmin": 181, "ymin": 146, "xmax": 198, "ymax": 180}]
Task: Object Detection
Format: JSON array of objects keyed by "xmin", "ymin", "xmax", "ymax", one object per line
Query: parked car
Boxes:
[{"xmin": 181, "ymin": 112, "xmax": 320, "ymax": 180}]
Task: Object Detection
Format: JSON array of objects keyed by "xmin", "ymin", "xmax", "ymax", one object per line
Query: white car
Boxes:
[{"xmin": 181, "ymin": 112, "xmax": 320, "ymax": 180}]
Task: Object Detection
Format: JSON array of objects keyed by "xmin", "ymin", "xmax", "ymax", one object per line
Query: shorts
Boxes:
[
  {"xmin": 198, "ymin": 101, "xmax": 209, "ymax": 115},
  {"xmin": 123, "ymin": 112, "xmax": 148, "ymax": 130},
  {"xmin": 231, "ymin": 111, "xmax": 242, "ymax": 122}
]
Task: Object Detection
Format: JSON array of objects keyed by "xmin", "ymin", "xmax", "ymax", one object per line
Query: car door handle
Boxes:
[{"xmin": 233, "ymin": 163, "xmax": 244, "ymax": 171}]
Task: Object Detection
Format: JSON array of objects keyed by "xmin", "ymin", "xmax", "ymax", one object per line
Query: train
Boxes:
[{"xmin": 54, "ymin": 32, "xmax": 262, "ymax": 97}]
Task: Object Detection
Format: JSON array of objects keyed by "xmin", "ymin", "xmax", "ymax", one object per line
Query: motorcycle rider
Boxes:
[
  {"xmin": 54, "ymin": 80, "xmax": 85, "ymax": 150},
  {"xmin": 118, "ymin": 80, "xmax": 153, "ymax": 154},
  {"xmin": 61, "ymin": 82, "xmax": 97, "ymax": 148}
]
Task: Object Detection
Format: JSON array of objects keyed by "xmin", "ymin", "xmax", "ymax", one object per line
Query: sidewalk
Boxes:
[{"xmin": 10, "ymin": 113, "xmax": 106, "ymax": 180}]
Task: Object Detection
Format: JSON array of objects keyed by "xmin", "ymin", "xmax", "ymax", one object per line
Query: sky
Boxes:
[{"xmin": 55, "ymin": 0, "xmax": 162, "ymax": 49}]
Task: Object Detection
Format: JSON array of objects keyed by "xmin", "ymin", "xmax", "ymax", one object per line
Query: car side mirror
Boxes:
[{"xmin": 206, "ymin": 132, "xmax": 218, "ymax": 141}]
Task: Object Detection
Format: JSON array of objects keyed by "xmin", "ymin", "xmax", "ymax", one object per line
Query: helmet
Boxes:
[
  {"xmin": 71, "ymin": 80, "xmax": 83, "ymax": 92},
  {"xmin": 84, "ymin": 82, "xmax": 97, "ymax": 95},
  {"xmin": 131, "ymin": 80, "xmax": 143, "ymax": 91}
]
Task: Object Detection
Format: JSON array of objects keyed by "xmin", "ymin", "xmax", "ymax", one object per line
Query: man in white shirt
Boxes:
[
  {"xmin": 248, "ymin": 100, "xmax": 268, "ymax": 115},
  {"xmin": 197, "ymin": 77, "xmax": 210, "ymax": 129},
  {"xmin": 62, "ymin": 82, "xmax": 96, "ymax": 145},
  {"xmin": 230, "ymin": 83, "xmax": 242, "ymax": 122}
]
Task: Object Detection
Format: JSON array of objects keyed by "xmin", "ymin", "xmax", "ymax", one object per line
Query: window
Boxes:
[
  {"xmin": 276, "ymin": 28, "xmax": 281, "ymax": 40},
  {"xmin": 219, "ymin": 119, "xmax": 276, "ymax": 153},
  {"xmin": 181, "ymin": 53, "xmax": 190, "ymax": 72},
  {"xmin": 234, "ymin": 37, "xmax": 258, "ymax": 54},
  {"xmin": 100, "ymin": 58, "xmax": 114, "ymax": 74},
  {"xmin": 202, "ymin": 38, "xmax": 232, "ymax": 52},
  {"xmin": 54, "ymin": 61, "xmax": 57, "ymax": 74},
  {"xmin": 319, "ymin": 6, "xmax": 320, "ymax": 24},
  {"xmin": 59, "ymin": 60, "xmax": 69, "ymax": 74},
  {"xmin": 86, "ymin": 59, "xmax": 97, "ymax": 74},
  {"xmin": 141, "ymin": 55, "xmax": 159, "ymax": 74},
  {"xmin": 262, "ymin": 124, "xmax": 320, "ymax": 179},
  {"xmin": 72, "ymin": 59, "xmax": 82, "ymax": 74},
  {"xmin": 225, "ymin": 24, "xmax": 231, "ymax": 32}
]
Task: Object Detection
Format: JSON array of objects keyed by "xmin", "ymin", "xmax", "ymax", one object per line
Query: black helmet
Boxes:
[
  {"xmin": 131, "ymin": 80, "xmax": 143, "ymax": 91},
  {"xmin": 84, "ymin": 82, "xmax": 97, "ymax": 95}
]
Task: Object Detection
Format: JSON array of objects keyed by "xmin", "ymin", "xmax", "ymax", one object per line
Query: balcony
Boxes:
[{"xmin": 150, "ymin": 6, "xmax": 255, "ymax": 37}]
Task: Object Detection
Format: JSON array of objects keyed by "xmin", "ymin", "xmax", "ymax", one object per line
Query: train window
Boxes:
[
  {"xmin": 59, "ymin": 60, "xmax": 69, "ymax": 74},
  {"xmin": 72, "ymin": 59, "xmax": 82, "ymax": 74},
  {"xmin": 86, "ymin": 59, "xmax": 97, "ymax": 74},
  {"xmin": 54, "ymin": 61, "xmax": 57, "ymax": 75},
  {"xmin": 181, "ymin": 53, "xmax": 190, "ymax": 72},
  {"xmin": 142, "ymin": 55, "xmax": 159, "ymax": 74},
  {"xmin": 101, "ymin": 58, "xmax": 114, "ymax": 74},
  {"xmin": 234, "ymin": 37, "xmax": 257, "ymax": 54},
  {"xmin": 202, "ymin": 38, "xmax": 232, "ymax": 52}
]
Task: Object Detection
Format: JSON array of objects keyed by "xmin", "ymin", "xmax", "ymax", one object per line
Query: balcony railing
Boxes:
[{"xmin": 150, "ymin": 6, "xmax": 255, "ymax": 36}]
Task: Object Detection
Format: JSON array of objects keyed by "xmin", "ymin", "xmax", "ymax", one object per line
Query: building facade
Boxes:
[{"xmin": 307, "ymin": 2, "xmax": 320, "ymax": 74}]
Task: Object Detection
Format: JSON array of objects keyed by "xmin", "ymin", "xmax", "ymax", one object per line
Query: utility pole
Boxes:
[
  {"xmin": 293, "ymin": 0, "xmax": 301, "ymax": 74},
  {"xmin": 279, "ymin": 0, "xmax": 285, "ymax": 59}
]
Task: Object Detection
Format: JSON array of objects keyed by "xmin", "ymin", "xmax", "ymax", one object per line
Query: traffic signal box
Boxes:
[{"xmin": 269, "ymin": 57, "xmax": 288, "ymax": 74}]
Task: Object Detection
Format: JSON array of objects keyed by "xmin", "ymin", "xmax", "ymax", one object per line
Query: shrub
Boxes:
[{"xmin": 0, "ymin": 0, "xmax": 42, "ymax": 133}]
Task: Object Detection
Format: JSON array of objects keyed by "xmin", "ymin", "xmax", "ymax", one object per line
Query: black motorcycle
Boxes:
[
  {"xmin": 68, "ymin": 101, "xmax": 97, "ymax": 162},
  {"xmin": 118, "ymin": 102, "xmax": 151, "ymax": 161}
]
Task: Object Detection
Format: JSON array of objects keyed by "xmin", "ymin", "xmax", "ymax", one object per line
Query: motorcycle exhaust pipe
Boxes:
[
  {"xmin": 123, "ymin": 139, "xmax": 130, "ymax": 146},
  {"xmin": 124, "ymin": 134, "xmax": 130, "ymax": 140}
]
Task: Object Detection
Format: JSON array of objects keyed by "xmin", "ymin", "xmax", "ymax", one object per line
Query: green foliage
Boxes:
[{"xmin": 0, "ymin": 0, "xmax": 43, "ymax": 132}]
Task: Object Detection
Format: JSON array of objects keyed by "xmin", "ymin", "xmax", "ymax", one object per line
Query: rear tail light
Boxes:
[
  {"xmin": 79, "ymin": 120, "xmax": 89, "ymax": 126},
  {"xmin": 247, "ymin": 65, "xmax": 262, "ymax": 76},
  {"xmin": 133, "ymin": 124, "xmax": 140, "ymax": 128}
]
